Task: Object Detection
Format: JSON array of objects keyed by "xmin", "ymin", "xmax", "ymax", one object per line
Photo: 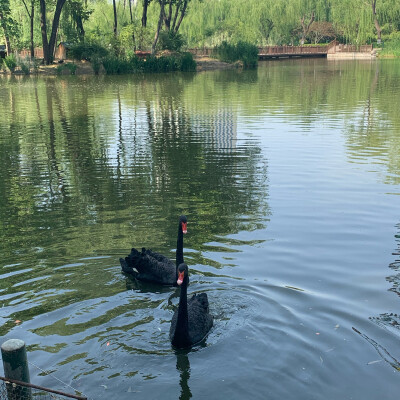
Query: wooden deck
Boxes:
[
  {"xmin": 258, "ymin": 45, "xmax": 329, "ymax": 59},
  {"xmin": 189, "ymin": 42, "xmax": 373, "ymax": 61},
  {"xmin": 258, "ymin": 43, "xmax": 373, "ymax": 59}
]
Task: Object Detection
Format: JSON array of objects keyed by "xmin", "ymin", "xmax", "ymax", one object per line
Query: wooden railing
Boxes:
[
  {"xmin": 335, "ymin": 44, "xmax": 373, "ymax": 53},
  {"xmin": 258, "ymin": 45, "xmax": 329, "ymax": 55}
]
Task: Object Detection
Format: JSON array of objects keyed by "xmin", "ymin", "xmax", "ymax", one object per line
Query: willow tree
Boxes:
[
  {"xmin": 372, "ymin": 0, "xmax": 400, "ymax": 40},
  {"xmin": 284, "ymin": 0, "xmax": 330, "ymax": 44},
  {"xmin": 330, "ymin": 0, "xmax": 376, "ymax": 43}
]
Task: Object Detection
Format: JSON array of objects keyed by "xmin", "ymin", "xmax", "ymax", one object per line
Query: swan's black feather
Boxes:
[
  {"xmin": 120, "ymin": 216, "xmax": 187, "ymax": 286},
  {"xmin": 121, "ymin": 247, "xmax": 176, "ymax": 285},
  {"xmin": 170, "ymin": 264, "xmax": 213, "ymax": 348}
]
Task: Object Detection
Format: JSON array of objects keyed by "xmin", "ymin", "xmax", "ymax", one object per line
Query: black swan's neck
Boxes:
[
  {"xmin": 176, "ymin": 223, "xmax": 184, "ymax": 267},
  {"xmin": 172, "ymin": 279, "xmax": 190, "ymax": 347}
]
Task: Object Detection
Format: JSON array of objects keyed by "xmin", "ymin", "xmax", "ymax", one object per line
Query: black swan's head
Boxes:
[
  {"xmin": 177, "ymin": 263, "xmax": 188, "ymax": 286},
  {"xmin": 179, "ymin": 215, "xmax": 188, "ymax": 234}
]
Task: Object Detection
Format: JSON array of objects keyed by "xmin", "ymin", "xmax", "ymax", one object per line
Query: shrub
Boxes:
[
  {"xmin": 176, "ymin": 52, "xmax": 196, "ymax": 71},
  {"xmin": 19, "ymin": 61, "xmax": 30, "ymax": 75},
  {"xmin": 102, "ymin": 55, "xmax": 132, "ymax": 74},
  {"xmin": 69, "ymin": 42, "xmax": 109, "ymax": 61},
  {"xmin": 56, "ymin": 62, "xmax": 78, "ymax": 75},
  {"xmin": 32, "ymin": 58, "xmax": 41, "ymax": 73},
  {"xmin": 65, "ymin": 62, "xmax": 77, "ymax": 74},
  {"xmin": 4, "ymin": 55, "xmax": 17, "ymax": 73},
  {"xmin": 158, "ymin": 31, "xmax": 186, "ymax": 51},
  {"xmin": 101, "ymin": 52, "xmax": 196, "ymax": 75},
  {"xmin": 214, "ymin": 41, "xmax": 258, "ymax": 68},
  {"xmin": 91, "ymin": 56, "xmax": 102, "ymax": 74},
  {"xmin": 379, "ymin": 40, "xmax": 400, "ymax": 57}
]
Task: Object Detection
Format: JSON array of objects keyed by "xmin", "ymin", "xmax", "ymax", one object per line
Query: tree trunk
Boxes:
[
  {"xmin": 76, "ymin": 15, "xmax": 85, "ymax": 41},
  {"xmin": 142, "ymin": 0, "xmax": 149, "ymax": 27},
  {"xmin": 39, "ymin": 0, "xmax": 50, "ymax": 63},
  {"xmin": 113, "ymin": 0, "xmax": 117, "ymax": 36},
  {"xmin": 371, "ymin": 0, "xmax": 382, "ymax": 41},
  {"xmin": 39, "ymin": 0, "xmax": 67, "ymax": 64},
  {"xmin": 128, "ymin": 0, "xmax": 136, "ymax": 50},
  {"xmin": 47, "ymin": 0, "xmax": 67, "ymax": 62},
  {"xmin": 164, "ymin": 0, "xmax": 173, "ymax": 30},
  {"xmin": 171, "ymin": 0, "xmax": 182, "ymax": 31},
  {"xmin": 20, "ymin": 0, "xmax": 35, "ymax": 57},
  {"xmin": 0, "ymin": 13, "xmax": 11, "ymax": 54},
  {"xmin": 30, "ymin": 1, "xmax": 34, "ymax": 57},
  {"xmin": 300, "ymin": 11, "xmax": 315, "ymax": 45},
  {"xmin": 174, "ymin": 0, "xmax": 187, "ymax": 33},
  {"xmin": 152, "ymin": 0, "xmax": 165, "ymax": 54}
]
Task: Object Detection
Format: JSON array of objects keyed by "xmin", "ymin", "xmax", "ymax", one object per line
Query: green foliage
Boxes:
[
  {"xmin": 379, "ymin": 36, "xmax": 400, "ymax": 57},
  {"xmin": 5, "ymin": 0, "xmax": 400, "ymax": 58},
  {"xmin": 19, "ymin": 60, "xmax": 30, "ymax": 75},
  {"xmin": 102, "ymin": 55, "xmax": 131, "ymax": 74},
  {"xmin": 158, "ymin": 30, "xmax": 186, "ymax": 51},
  {"xmin": 177, "ymin": 52, "xmax": 196, "ymax": 71},
  {"xmin": 69, "ymin": 42, "xmax": 109, "ymax": 61},
  {"xmin": 91, "ymin": 56, "xmax": 102, "ymax": 74},
  {"xmin": 4, "ymin": 54, "xmax": 16, "ymax": 72},
  {"xmin": 215, "ymin": 41, "xmax": 258, "ymax": 67},
  {"xmin": 56, "ymin": 62, "xmax": 78, "ymax": 75},
  {"xmin": 101, "ymin": 52, "xmax": 196, "ymax": 74},
  {"xmin": 60, "ymin": 0, "xmax": 93, "ymax": 43}
]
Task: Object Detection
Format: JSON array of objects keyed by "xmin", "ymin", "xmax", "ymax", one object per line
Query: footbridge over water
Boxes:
[
  {"xmin": 258, "ymin": 43, "xmax": 374, "ymax": 59},
  {"xmin": 189, "ymin": 42, "xmax": 374, "ymax": 60}
]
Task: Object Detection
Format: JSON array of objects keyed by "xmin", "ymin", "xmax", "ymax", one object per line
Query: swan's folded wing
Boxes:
[
  {"xmin": 135, "ymin": 253, "xmax": 176, "ymax": 284},
  {"xmin": 143, "ymin": 248, "xmax": 172, "ymax": 265},
  {"xmin": 187, "ymin": 297, "xmax": 213, "ymax": 344},
  {"xmin": 190, "ymin": 293, "xmax": 210, "ymax": 313}
]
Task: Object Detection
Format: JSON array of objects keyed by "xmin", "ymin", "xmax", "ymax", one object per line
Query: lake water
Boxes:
[{"xmin": 0, "ymin": 58, "xmax": 399, "ymax": 399}]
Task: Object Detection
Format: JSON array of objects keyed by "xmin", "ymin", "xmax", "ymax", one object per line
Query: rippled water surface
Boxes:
[{"xmin": 1, "ymin": 59, "xmax": 400, "ymax": 399}]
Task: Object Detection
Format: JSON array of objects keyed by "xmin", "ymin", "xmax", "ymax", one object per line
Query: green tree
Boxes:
[
  {"xmin": 142, "ymin": 0, "xmax": 153, "ymax": 27},
  {"xmin": 20, "ymin": 0, "xmax": 35, "ymax": 57},
  {"xmin": 0, "ymin": 0, "xmax": 18, "ymax": 54},
  {"xmin": 152, "ymin": 0, "xmax": 165, "ymax": 53},
  {"xmin": 39, "ymin": 0, "xmax": 67, "ymax": 64}
]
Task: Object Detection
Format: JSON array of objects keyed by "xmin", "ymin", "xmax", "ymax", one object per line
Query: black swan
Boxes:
[
  {"xmin": 120, "ymin": 215, "xmax": 187, "ymax": 285},
  {"xmin": 170, "ymin": 263, "xmax": 213, "ymax": 348}
]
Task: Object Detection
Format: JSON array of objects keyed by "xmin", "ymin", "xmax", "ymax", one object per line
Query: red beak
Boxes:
[
  {"xmin": 177, "ymin": 270, "xmax": 185, "ymax": 285},
  {"xmin": 182, "ymin": 222, "xmax": 187, "ymax": 234}
]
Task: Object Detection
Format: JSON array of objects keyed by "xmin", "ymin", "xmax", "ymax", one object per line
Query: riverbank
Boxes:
[{"xmin": 0, "ymin": 55, "xmax": 236, "ymax": 76}]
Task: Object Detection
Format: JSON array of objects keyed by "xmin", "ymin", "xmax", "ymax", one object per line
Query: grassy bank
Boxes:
[
  {"xmin": 214, "ymin": 41, "xmax": 258, "ymax": 68},
  {"xmin": 377, "ymin": 34, "xmax": 400, "ymax": 58},
  {"xmin": 100, "ymin": 52, "xmax": 196, "ymax": 74}
]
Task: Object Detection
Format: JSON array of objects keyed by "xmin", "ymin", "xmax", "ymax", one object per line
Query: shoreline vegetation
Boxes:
[
  {"xmin": 1, "ymin": 40, "xmax": 399, "ymax": 77},
  {"xmin": 0, "ymin": 54, "xmax": 238, "ymax": 76},
  {"xmin": 0, "ymin": 41, "xmax": 259, "ymax": 76},
  {"xmin": 3, "ymin": 0, "xmax": 400, "ymax": 77},
  {"xmin": 2, "ymin": 0, "xmax": 400, "ymax": 77}
]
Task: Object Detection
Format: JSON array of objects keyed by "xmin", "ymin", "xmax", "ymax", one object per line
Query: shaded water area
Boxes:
[{"xmin": 1, "ymin": 59, "xmax": 400, "ymax": 399}]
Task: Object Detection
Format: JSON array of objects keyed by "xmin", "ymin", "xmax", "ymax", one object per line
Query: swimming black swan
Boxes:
[
  {"xmin": 170, "ymin": 263, "xmax": 213, "ymax": 348},
  {"xmin": 119, "ymin": 215, "xmax": 187, "ymax": 285}
]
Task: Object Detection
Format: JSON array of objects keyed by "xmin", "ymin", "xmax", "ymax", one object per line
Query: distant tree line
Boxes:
[{"xmin": 1, "ymin": 0, "xmax": 400, "ymax": 64}]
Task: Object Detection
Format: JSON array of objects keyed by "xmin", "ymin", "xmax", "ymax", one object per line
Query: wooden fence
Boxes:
[
  {"xmin": 258, "ymin": 45, "xmax": 329, "ymax": 56},
  {"xmin": 334, "ymin": 44, "xmax": 373, "ymax": 53}
]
